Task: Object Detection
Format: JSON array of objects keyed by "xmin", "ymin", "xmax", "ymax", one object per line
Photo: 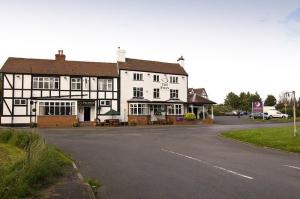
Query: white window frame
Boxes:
[
  {"xmin": 38, "ymin": 101, "xmax": 76, "ymax": 116},
  {"xmin": 99, "ymin": 100, "xmax": 111, "ymax": 106},
  {"xmin": 133, "ymin": 73, "xmax": 143, "ymax": 81},
  {"xmin": 153, "ymin": 88, "xmax": 160, "ymax": 99},
  {"xmin": 71, "ymin": 78, "xmax": 81, "ymax": 90},
  {"xmin": 33, "ymin": 77, "xmax": 59, "ymax": 89},
  {"xmin": 133, "ymin": 87, "xmax": 143, "ymax": 98},
  {"xmin": 168, "ymin": 104, "xmax": 183, "ymax": 115},
  {"xmin": 170, "ymin": 89, "xmax": 179, "ymax": 99},
  {"xmin": 129, "ymin": 103, "xmax": 148, "ymax": 115},
  {"xmin": 98, "ymin": 79, "xmax": 113, "ymax": 91},
  {"xmin": 14, "ymin": 99, "xmax": 26, "ymax": 106},
  {"xmin": 153, "ymin": 75, "xmax": 159, "ymax": 82},
  {"xmin": 170, "ymin": 76, "xmax": 178, "ymax": 84}
]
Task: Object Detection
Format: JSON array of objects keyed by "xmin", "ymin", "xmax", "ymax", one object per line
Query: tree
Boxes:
[
  {"xmin": 224, "ymin": 92, "xmax": 240, "ymax": 109},
  {"xmin": 264, "ymin": 95, "xmax": 277, "ymax": 106}
]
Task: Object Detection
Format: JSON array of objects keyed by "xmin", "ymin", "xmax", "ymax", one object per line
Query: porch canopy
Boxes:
[{"xmin": 187, "ymin": 94, "xmax": 216, "ymax": 119}]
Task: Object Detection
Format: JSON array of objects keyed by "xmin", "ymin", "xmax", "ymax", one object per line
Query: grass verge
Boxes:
[
  {"xmin": 222, "ymin": 126, "xmax": 300, "ymax": 153},
  {"xmin": 252, "ymin": 117, "xmax": 300, "ymax": 123},
  {"xmin": 0, "ymin": 130, "xmax": 72, "ymax": 199}
]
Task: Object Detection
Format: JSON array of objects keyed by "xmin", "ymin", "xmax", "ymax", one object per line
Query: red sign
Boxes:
[{"xmin": 253, "ymin": 101, "xmax": 263, "ymax": 112}]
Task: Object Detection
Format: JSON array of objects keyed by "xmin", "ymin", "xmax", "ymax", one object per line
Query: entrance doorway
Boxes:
[{"xmin": 84, "ymin": 107, "xmax": 91, "ymax": 121}]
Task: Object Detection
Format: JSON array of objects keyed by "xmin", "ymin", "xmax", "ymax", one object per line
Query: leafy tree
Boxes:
[
  {"xmin": 264, "ymin": 95, "xmax": 277, "ymax": 106},
  {"xmin": 224, "ymin": 92, "xmax": 240, "ymax": 109}
]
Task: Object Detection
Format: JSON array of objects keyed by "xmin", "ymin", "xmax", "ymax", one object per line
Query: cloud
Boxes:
[{"xmin": 285, "ymin": 7, "xmax": 300, "ymax": 37}]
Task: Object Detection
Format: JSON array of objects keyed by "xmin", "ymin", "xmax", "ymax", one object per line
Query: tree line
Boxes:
[{"xmin": 214, "ymin": 91, "xmax": 300, "ymax": 116}]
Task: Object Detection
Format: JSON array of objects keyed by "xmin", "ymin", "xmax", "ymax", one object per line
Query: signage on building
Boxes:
[
  {"xmin": 78, "ymin": 100, "xmax": 95, "ymax": 106},
  {"xmin": 252, "ymin": 101, "xmax": 263, "ymax": 112},
  {"xmin": 160, "ymin": 76, "xmax": 169, "ymax": 90}
]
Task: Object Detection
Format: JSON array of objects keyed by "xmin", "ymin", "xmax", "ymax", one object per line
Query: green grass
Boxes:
[
  {"xmin": 223, "ymin": 126, "xmax": 300, "ymax": 153},
  {"xmin": 252, "ymin": 117, "xmax": 300, "ymax": 123},
  {"xmin": 0, "ymin": 143, "xmax": 25, "ymax": 166},
  {"xmin": 0, "ymin": 130, "xmax": 72, "ymax": 199}
]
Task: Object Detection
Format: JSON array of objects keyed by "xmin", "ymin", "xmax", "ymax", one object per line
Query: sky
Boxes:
[{"xmin": 0, "ymin": 0, "xmax": 300, "ymax": 103}]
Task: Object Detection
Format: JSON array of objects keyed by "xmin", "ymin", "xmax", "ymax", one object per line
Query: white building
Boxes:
[{"xmin": 117, "ymin": 48, "xmax": 188, "ymax": 125}]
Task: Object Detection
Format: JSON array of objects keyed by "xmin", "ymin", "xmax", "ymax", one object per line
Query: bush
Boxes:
[{"xmin": 184, "ymin": 113, "xmax": 196, "ymax": 120}]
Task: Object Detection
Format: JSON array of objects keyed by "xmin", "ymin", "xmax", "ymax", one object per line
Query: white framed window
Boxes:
[
  {"xmin": 133, "ymin": 87, "xmax": 143, "ymax": 98},
  {"xmin": 153, "ymin": 88, "xmax": 160, "ymax": 99},
  {"xmin": 129, "ymin": 103, "xmax": 148, "ymax": 115},
  {"xmin": 150, "ymin": 105, "xmax": 163, "ymax": 115},
  {"xmin": 153, "ymin": 75, "xmax": 159, "ymax": 82},
  {"xmin": 133, "ymin": 73, "xmax": 143, "ymax": 81},
  {"xmin": 168, "ymin": 104, "xmax": 183, "ymax": 115},
  {"xmin": 33, "ymin": 77, "xmax": 59, "ymax": 89},
  {"xmin": 98, "ymin": 79, "xmax": 113, "ymax": 91},
  {"xmin": 14, "ymin": 99, "xmax": 26, "ymax": 106},
  {"xmin": 71, "ymin": 78, "xmax": 81, "ymax": 90},
  {"xmin": 99, "ymin": 100, "xmax": 111, "ymax": 106},
  {"xmin": 170, "ymin": 89, "xmax": 179, "ymax": 99},
  {"xmin": 39, "ymin": 101, "xmax": 75, "ymax": 115},
  {"xmin": 170, "ymin": 76, "xmax": 178, "ymax": 84}
]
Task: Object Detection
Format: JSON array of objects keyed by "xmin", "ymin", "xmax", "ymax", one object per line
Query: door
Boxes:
[{"xmin": 84, "ymin": 107, "xmax": 91, "ymax": 121}]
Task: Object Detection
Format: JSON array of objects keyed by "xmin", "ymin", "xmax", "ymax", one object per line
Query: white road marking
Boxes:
[
  {"xmin": 161, "ymin": 148, "xmax": 254, "ymax": 180},
  {"xmin": 213, "ymin": 166, "xmax": 254, "ymax": 179},
  {"xmin": 161, "ymin": 148, "xmax": 208, "ymax": 164},
  {"xmin": 284, "ymin": 165, "xmax": 300, "ymax": 170}
]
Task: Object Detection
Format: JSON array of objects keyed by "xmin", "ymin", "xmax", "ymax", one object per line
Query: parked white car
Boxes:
[
  {"xmin": 270, "ymin": 111, "xmax": 289, "ymax": 118},
  {"xmin": 263, "ymin": 106, "xmax": 289, "ymax": 118}
]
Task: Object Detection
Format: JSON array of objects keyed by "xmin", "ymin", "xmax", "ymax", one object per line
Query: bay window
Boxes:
[
  {"xmin": 129, "ymin": 103, "xmax": 148, "ymax": 115},
  {"xmin": 39, "ymin": 101, "xmax": 76, "ymax": 115}
]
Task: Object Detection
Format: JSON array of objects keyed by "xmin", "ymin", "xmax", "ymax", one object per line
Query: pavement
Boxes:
[{"xmin": 38, "ymin": 117, "xmax": 300, "ymax": 199}]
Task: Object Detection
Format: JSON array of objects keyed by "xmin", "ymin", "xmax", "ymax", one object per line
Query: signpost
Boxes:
[{"xmin": 252, "ymin": 101, "xmax": 263, "ymax": 120}]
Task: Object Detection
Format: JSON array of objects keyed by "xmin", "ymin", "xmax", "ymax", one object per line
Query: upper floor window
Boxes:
[
  {"xmin": 133, "ymin": 73, "xmax": 143, "ymax": 81},
  {"xmin": 33, "ymin": 77, "xmax": 59, "ymax": 89},
  {"xmin": 153, "ymin": 88, "xmax": 160, "ymax": 99},
  {"xmin": 153, "ymin": 75, "xmax": 159, "ymax": 82},
  {"xmin": 170, "ymin": 89, "xmax": 179, "ymax": 99},
  {"xmin": 98, "ymin": 79, "xmax": 112, "ymax": 91},
  {"xmin": 133, "ymin": 87, "xmax": 143, "ymax": 98},
  {"xmin": 170, "ymin": 76, "xmax": 178, "ymax": 84},
  {"xmin": 71, "ymin": 78, "xmax": 81, "ymax": 90}
]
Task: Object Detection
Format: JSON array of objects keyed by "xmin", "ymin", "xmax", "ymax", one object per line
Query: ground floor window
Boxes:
[
  {"xmin": 150, "ymin": 105, "xmax": 164, "ymax": 115},
  {"xmin": 168, "ymin": 104, "xmax": 183, "ymax": 115},
  {"xmin": 39, "ymin": 101, "xmax": 76, "ymax": 115},
  {"xmin": 129, "ymin": 103, "xmax": 148, "ymax": 115}
]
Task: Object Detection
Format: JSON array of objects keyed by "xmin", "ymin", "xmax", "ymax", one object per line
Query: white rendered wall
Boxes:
[{"xmin": 119, "ymin": 70, "xmax": 188, "ymax": 121}]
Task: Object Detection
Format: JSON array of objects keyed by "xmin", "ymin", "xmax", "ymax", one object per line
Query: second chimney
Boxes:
[
  {"xmin": 117, "ymin": 47, "xmax": 126, "ymax": 62},
  {"xmin": 177, "ymin": 56, "xmax": 184, "ymax": 67},
  {"xmin": 55, "ymin": 50, "xmax": 66, "ymax": 61}
]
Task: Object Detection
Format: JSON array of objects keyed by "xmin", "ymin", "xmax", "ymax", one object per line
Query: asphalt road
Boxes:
[{"xmin": 39, "ymin": 117, "xmax": 300, "ymax": 199}]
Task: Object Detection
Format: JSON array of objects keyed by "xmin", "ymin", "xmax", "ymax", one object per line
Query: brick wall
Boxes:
[
  {"xmin": 37, "ymin": 115, "xmax": 77, "ymax": 128},
  {"xmin": 128, "ymin": 115, "xmax": 150, "ymax": 125}
]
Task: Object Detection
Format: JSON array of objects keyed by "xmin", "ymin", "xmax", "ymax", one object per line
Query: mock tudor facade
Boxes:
[
  {"xmin": 0, "ymin": 49, "xmax": 215, "ymax": 127},
  {"xmin": 0, "ymin": 50, "xmax": 120, "ymax": 127}
]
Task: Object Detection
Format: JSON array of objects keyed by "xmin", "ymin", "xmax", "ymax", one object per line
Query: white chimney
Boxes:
[
  {"xmin": 177, "ymin": 56, "xmax": 184, "ymax": 67},
  {"xmin": 117, "ymin": 47, "xmax": 126, "ymax": 62}
]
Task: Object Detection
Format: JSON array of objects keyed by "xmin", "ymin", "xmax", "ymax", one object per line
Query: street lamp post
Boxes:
[{"xmin": 285, "ymin": 91, "xmax": 297, "ymax": 137}]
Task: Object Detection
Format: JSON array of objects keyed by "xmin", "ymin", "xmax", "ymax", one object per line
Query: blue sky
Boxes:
[{"xmin": 0, "ymin": 0, "xmax": 300, "ymax": 103}]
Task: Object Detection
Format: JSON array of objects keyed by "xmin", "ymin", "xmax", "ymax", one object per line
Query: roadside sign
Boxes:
[{"xmin": 252, "ymin": 101, "xmax": 263, "ymax": 113}]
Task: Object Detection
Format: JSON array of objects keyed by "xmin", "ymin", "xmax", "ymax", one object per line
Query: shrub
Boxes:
[
  {"xmin": 184, "ymin": 113, "xmax": 196, "ymax": 120},
  {"xmin": 84, "ymin": 177, "xmax": 102, "ymax": 194},
  {"xmin": 0, "ymin": 131, "xmax": 71, "ymax": 199}
]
